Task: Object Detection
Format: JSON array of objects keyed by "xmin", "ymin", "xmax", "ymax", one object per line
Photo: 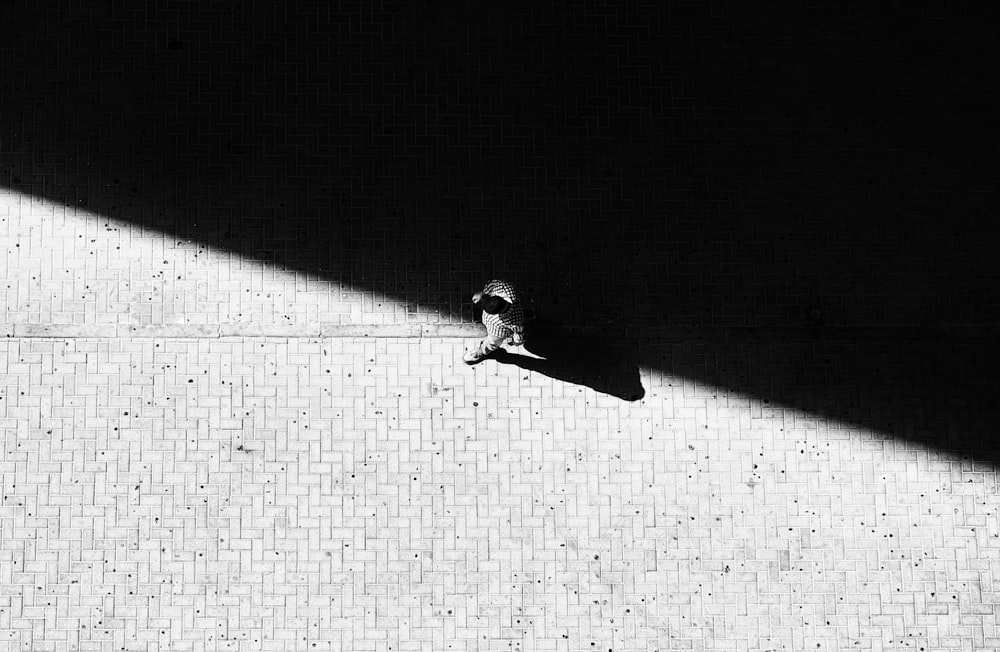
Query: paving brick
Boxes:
[
  {"xmin": 5, "ymin": 337, "xmax": 992, "ymax": 651},
  {"xmin": 0, "ymin": 2, "xmax": 997, "ymax": 651}
]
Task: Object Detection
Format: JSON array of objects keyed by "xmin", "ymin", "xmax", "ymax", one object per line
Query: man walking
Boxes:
[{"xmin": 464, "ymin": 279, "xmax": 528, "ymax": 364}]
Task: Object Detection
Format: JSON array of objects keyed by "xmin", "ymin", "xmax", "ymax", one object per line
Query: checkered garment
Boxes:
[{"xmin": 481, "ymin": 279, "xmax": 526, "ymax": 339}]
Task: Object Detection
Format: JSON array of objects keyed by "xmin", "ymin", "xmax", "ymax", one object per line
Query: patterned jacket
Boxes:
[{"xmin": 480, "ymin": 279, "xmax": 526, "ymax": 340}]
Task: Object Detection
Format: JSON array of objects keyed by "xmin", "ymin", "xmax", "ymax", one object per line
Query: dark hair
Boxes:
[{"xmin": 480, "ymin": 294, "xmax": 511, "ymax": 315}]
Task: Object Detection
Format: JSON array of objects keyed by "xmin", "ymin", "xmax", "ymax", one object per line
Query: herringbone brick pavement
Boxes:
[
  {"xmin": 2, "ymin": 1, "xmax": 998, "ymax": 454},
  {"xmin": 1, "ymin": 335, "xmax": 997, "ymax": 651},
  {"xmin": 1, "ymin": 1, "xmax": 998, "ymax": 650},
  {"xmin": 0, "ymin": 188, "xmax": 427, "ymax": 330}
]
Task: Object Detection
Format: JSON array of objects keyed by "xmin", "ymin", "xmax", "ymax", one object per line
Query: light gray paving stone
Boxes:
[
  {"xmin": 0, "ymin": 336, "xmax": 992, "ymax": 652},
  {"xmin": 118, "ymin": 324, "xmax": 220, "ymax": 338},
  {"xmin": 220, "ymin": 322, "xmax": 323, "ymax": 337},
  {"xmin": 320, "ymin": 324, "xmax": 423, "ymax": 338},
  {"xmin": 421, "ymin": 323, "xmax": 484, "ymax": 337},
  {"xmin": 13, "ymin": 323, "xmax": 112, "ymax": 337}
]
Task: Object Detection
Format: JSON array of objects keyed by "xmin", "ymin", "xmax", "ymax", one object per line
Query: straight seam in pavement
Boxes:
[{"xmin": 2, "ymin": 323, "xmax": 995, "ymax": 341}]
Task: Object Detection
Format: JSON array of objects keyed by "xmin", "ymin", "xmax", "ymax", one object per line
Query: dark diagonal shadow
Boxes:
[
  {"xmin": 491, "ymin": 321, "xmax": 645, "ymax": 401},
  {"xmin": 2, "ymin": 3, "xmax": 999, "ymax": 462}
]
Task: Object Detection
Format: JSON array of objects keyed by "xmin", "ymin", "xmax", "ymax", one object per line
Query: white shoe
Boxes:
[{"xmin": 463, "ymin": 343, "xmax": 497, "ymax": 365}]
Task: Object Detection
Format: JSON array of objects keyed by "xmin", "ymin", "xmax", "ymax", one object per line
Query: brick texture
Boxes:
[
  {"xmin": 1, "ymin": 337, "xmax": 997, "ymax": 651},
  {"xmin": 0, "ymin": 2, "xmax": 998, "ymax": 651}
]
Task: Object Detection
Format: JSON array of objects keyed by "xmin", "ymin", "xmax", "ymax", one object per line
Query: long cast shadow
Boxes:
[
  {"xmin": 491, "ymin": 320, "xmax": 645, "ymax": 402},
  {"xmin": 2, "ymin": 3, "xmax": 999, "ymax": 462}
]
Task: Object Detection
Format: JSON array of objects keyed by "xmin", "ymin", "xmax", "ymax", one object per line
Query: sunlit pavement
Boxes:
[{"xmin": 2, "ymin": 197, "xmax": 999, "ymax": 651}]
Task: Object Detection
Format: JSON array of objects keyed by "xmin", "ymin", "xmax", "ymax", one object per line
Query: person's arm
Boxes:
[
  {"xmin": 505, "ymin": 305, "xmax": 525, "ymax": 345},
  {"xmin": 473, "ymin": 280, "xmax": 499, "ymax": 305}
]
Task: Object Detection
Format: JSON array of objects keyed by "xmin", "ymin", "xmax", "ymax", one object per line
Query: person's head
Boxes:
[{"xmin": 479, "ymin": 294, "xmax": 511, "ymax": 315}]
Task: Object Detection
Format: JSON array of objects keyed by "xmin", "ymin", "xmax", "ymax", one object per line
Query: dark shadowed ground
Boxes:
[
  {"xmin": 2, "ymin": 2, "xmax": 998, "ymax": 460},
  {"xmin": 492, "ymin": 318, "xmax": 646, "ymax": 402}
]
